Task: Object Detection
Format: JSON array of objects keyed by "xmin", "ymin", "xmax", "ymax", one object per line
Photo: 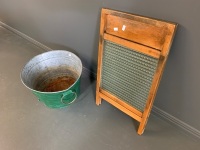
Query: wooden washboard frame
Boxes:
[{"xmin": 96, "ymin": 8, "xmax": 178, "ymax": 135}]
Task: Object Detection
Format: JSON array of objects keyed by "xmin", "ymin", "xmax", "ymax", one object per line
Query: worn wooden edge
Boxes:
[
  {"xmin": 100, "ymin": 88, "xmax": 143, "ymax": 117},
  {"xmin": 99, "ymin": 92, "xmax": 142, "ymax": 122},
  {"xmin": 104, "ymin": 33, "xmax": 161, "ymax": 59},
  {"xmin": 96, "ymin": 10, "xmax": 107, "ymax": 105},
  {"xmin": 161, "ymin": 24, "xmax": 178, "ymax": 56},
  {"xmin": 102, "ymin": 8, "xmax": 178, "ymax": 27}
]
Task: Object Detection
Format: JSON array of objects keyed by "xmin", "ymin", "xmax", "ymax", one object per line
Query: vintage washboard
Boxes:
[{"xmin": 96, "ymin": 8, "xmax": 177, "ymax": 135}]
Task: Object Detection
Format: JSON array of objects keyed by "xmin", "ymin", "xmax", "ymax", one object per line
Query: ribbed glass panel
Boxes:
[{"xmin": 101, "ymin": 41, "xmax": 159, "ymax": 112}]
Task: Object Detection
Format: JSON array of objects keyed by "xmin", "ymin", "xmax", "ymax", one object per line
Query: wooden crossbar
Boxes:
[{"xmin": 96, "ymin": 8, "xmax": 177, "ymax": 135}]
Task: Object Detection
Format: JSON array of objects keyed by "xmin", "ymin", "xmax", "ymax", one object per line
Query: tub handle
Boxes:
[{"xmin": 61, "ymin": 90, "xmax": 77, "ymax": 105}]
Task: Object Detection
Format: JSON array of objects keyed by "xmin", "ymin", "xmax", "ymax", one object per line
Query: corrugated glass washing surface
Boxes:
[{"xmin": 101, "ymin": 40, "xmax": 159, "ymax": 112}]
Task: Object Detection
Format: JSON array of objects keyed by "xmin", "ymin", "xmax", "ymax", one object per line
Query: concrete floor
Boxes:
[{"xmin": 0, "ymin": 25, "xmax": 199, "ymax": 150}]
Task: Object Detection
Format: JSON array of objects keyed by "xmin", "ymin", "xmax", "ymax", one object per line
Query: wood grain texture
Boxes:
[
  {"xmin": 104, "ymin": 33, "xmax": 161, "ymax": 59},
  {"xmin": 99, "ymin": 92, "xmax": 142, "ymax": 122},
  {"xmin": 96, "ymin": 8, "xmax": 178, "ymax": 135},
  {"xmin": 100, "ymin": 88, "xmax": 143, "ymax": 117},
  {"xmin": 96, "ymin": 11, "xmax": 107, "ymax": 105},
  {"xmin": 106, "ymin": 15, "xmax": 168, "ymax": 50}
]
